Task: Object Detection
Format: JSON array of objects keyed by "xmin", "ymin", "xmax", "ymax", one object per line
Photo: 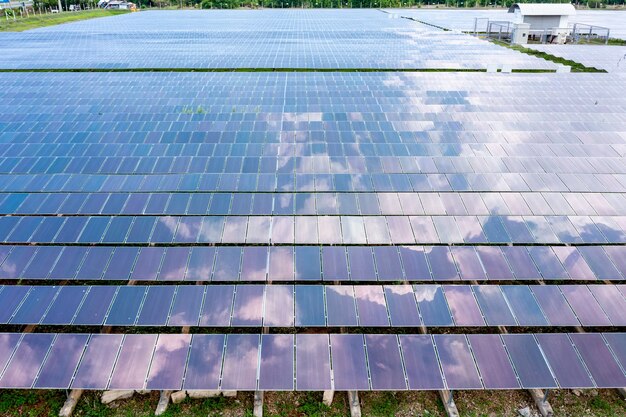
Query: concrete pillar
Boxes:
[
  {"xmin": 101, "ymin": 390, "xmax": 134, "ymax": 404},
  {"xmin": 438, "ymin": 390, "xmax": 460, "ymax": 417},
  {"xmin": 528, "ymin": 389, "xmax": 554, "ymax": 417},
  {"xmin": 155, "ymin": 391, "xmax": 172, "ymax": 416},
  {"xmin": 59, "ymin": 389, "xmax": 83, "ymax": 417},
  {"xmin": 348, "ymin": 391, "xmax": 361, "ymax": 417},
  {"xmin": 322, "ymin": 390, "xmax": 334, "ymax": 406},
  {"xmin": 253, "ymin": 391, "xmax": 264, "ymax": 417}
]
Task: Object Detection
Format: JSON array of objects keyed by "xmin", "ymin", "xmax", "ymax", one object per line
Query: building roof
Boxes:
[{"xmin": 508, "ymin": 3, "xmax": 576, "ymax": 16}]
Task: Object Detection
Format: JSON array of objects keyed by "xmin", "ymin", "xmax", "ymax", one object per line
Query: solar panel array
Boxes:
[
  {"xmin": 0, "ymin": 10, "xmax": 557, "ymax": 69},
  {"xmin": 2, "ymin": 284, "xmax": 626, "ymax": 327},
  {"xmin": 2, "ymin": 332, "xmax": 626, "ymax": 391},
  {"xmin": 1, "ymin": 9, "xmax": 626, "ymax": 398}
]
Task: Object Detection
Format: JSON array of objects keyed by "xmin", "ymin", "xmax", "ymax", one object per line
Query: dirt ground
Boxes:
[{"xmin": 1, "ymin": 388, "xmax": 625, "ymax": 417}]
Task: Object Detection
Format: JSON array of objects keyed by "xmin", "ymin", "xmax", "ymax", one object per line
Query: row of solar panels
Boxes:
[
  {"xmin": 1, "ymin": 332, "xmax": 626, "ymax": 391},
  {"xmin": 1, "ymin": 214, "xmax": 625, "ymax": 246},
  {"xmin": 0, "ymin": 172, "xmax": 623, "ymax": 194},
  {"xmin": 1, "ymin": 154, "xmax": 625, "ymax": 175},
  {"xmin": 1, "ymin": 245, "xmax": 623, "ymax": 282},
  {"xmin": 1, "ymin": 284, "xmax": 625, "ymax": 328},
  {"xmin": 0, "ymin": 141, "xmax": 621, "ymax": 159},
  {"xmin": 3, "ymin": 191, "xmax": 624, "ymax": 217}
]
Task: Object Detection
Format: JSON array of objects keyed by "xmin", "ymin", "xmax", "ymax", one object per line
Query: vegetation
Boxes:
[
  {"xmin": 492, "ymin": 40, "xmax": 607, "ymax": 72},
  {"xmin": 0, "ymin": 10, "xmax": 129, "ymax": 32}
]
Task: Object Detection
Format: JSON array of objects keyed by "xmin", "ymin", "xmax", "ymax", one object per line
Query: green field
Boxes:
[{"xmin": 0, "ymin": 9, "xmax": 129, "ymax": 32}]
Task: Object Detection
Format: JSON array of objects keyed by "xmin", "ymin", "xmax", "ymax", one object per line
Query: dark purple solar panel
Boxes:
[
  {"xmin": 72, "ymin": 334, "xmax": 123, "ymax": 389},
  {"xmin": 322, "ymin": 247, "xmax": 349, "ymax": 281},
  {"xmin": 295, "ymin": 246, "xmax": 321, "ymax": 280},
  {"xmin": 109, "ymin": 334, "xmax": 158, "ymax": 390},
  {"xmin": 384, "ymin": 285, "xmax": 421, "ymax": 326},
  {"xmin": 168, "ymin": 285, "xmax": 203, "ymax": 326},
  {"xmin": 530, "ymin": 285, "xmax": 578, "ymax": 326},
  {"xmin": 0, "ymin": 246, "xmax": 36, "ymax": 279},
  {"xmin": 75, "ymin": 247, "xmax": 112, "ymax": 280},
  {"xmin": 200, "ymin": 285, "xmax": 234, "ymax": 326},
  {"xmin": 426, "ymin": 246, "xmax": 459, "ymax": 281},
  {"xmin": 263, "ymin": 285, "xmax": 294, "ymax": 327},
  {"xmin": 560, "ymin": 285, "xmax": 611, "ymax": 326},
  {"xmin": 365, "ymin": 334, "xmax": 406, "ymax": 390},
  {"xmin": 347, "ymin": 247, "xmax": 377, "ymax": 281},
  {"xmin": 604, "ymin": 247, "xmax": 626, "ymax": 279},
  {"xmin": 183, "ymin": 334, "xmax": 225, "ymax": 390},
  {"xmin": 587, "ymin": 285, "xmax": 626, "ymax": 326},
  {"xmin": 241, "ymin": 247, "xmax": 268, "ymax": 281},
  {"xmin": 296, "ymin": 334, "xmax": 331, "ymax": 390},
  {"xmin": 21, "ymin": 246, "xmax": 62, "ymax": 279},
  {"xmin": 103, "ymin": 247, "xmax": 138, "ymax": 280},
  {"xmin": 0, "ymin": 333, "xmax": 54, "ymax": 388},
  {"xmin": 136, "ymin": 286, "xmax": 175, "ymax": 326},
  {"xmin": 185, "ymin": 247, "xmax": 215, "ymax": 281},
  {"xmin": 451, "ymin": 247, "xmax": 486, "ymax": 281},
  {"xmin": 73, "ymin": 286, "xmax": 117, "ymax": 325},
  {"xmin": 146, "ymin": 334, "xmax": 191, "ymax": 390},
  {"xmin": 603, "ymin": 333, "xmax": 626, "ymax": 373},
  {"xmin": 398, "ymin": 246, "xmax": 431, "ymax": 280},
  {"xmin": 443, "ymin": 286, "xmax": 484, "ymax": 326},
  {"xmin": 330, "ymin": 334, "xmax": 369, "ymax": 390},
  {"xmin": 295, "ymin": 285, "xmax": 325, "ymax": 326},
  {"xmin": 434, "ymin": 334, "xmax": 482, "ymax": 390},
  {"xmin": 472, "ymin": 285, "xmax": 516, "ymax": 326},
  {"xmin": 0, "ymin": 286, "xmax": 29, "ymax": 323},
  {"xmin": 354, "ymin": 285, "xmax": 389, "ymax": 326},
  {"xmin": 49, "ymin": 247, "xmax": 87, "ymax": 280},
  {"xmin": 527, "ymin": 247, "xmax": 568, "ymax": 279},
  {"xmin": 501, "ymin": 246, "xmax": 540, "ymax": 280},
  {"xmin": 174, "ymin": 217, "xmax": 202, "ymax": 243},
  {"xmin": 221, "ymin": 334, "xmax": 259, "ymax": 390},
  {"xmin": 501, "ymin": 286, "xmax": 548, "ymax": 326},
  {"xmin": 34, "ymin": 334, "xmax": 89, "ymax": 389},
  {"xmin": 399, "ymin": 335, "xmax": 444, "ymax": 390},
  {"xmin": 10, "ymin": 286, "xmax": 59, "ymax": 324},
  {"xmin": 467, "ymin": 334, "xmax": 518, "ymax": 389},
  {"xmin": 41, "ymin": 286, "xmax": 87, "ymax": 325},
  {"xmin": 552, "ymin": 247, "xmax": 595, "ymax": 280},
  {"xmin": 578, "ymin": 247, "xmax": 622, "ymax": 280},
  {"xmin": 414, "ymin": 285, "xmax": 453, "ymax": 326},
  {"xmin": 259, "ymin": 334, "xmax": 294, "ymax": 390},
  {"xmin": 231, "ymin": 285, "xmax": 264, "ymax": 326},
  {"xmin": 268, "ymin": 247, "xmax": 294, "ymax": 281},
  {"xmin": 502, "ymin": 334, "xmax": 557, "ymax": 389},
  {"xmin": 0, "ymin": 333, "xmax": 22, "ymax": 379},
  {"xmin": 105, "ymin": 286, "xmax": 146, "ymax": 326},
  {"xmin": 326, "ymin": 286, "xmax": 357, "ymax": 326},
  {"xmin": 373, "ymin": 246, "xmax": 403, "ymax": 281},
  {"xmin": 158, "ymin": 247, "xmax": 190, "ymax": 281},
  {"xmin": 475, "ymin": 246, "xmax": 514, "ymax": 280},
  {"xmin": 570, "ymin": 333, "xmax": 626, "ymax": 388},
  {"xmin": 535, "ymin": 334, "xmax": 594, "ymax": 389},
  {"xmin": 213, "ymin": 247, "xmax": 242, "ymax": 281}
]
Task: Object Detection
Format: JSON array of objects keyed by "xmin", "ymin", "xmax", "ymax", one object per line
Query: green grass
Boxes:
[
  {"xmin": 492, "ymin": 40, "xmax": 607, "ymax": 72},
  {"xmin": 368, "ymin": 392, "xmax": 400, "ymax": 417},
  {"xmin": 0, "ymin": 9, "xmax": 129, "ymax": 32}
]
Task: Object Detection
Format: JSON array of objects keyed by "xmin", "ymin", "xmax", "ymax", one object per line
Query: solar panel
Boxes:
[
  {"xmin": 434, "ymin": 334, "xmax": 483, "ymax": 390},
  {"xmin": 330, "ymin": 334, "xmax": 369, "ymax": 391},
  {"xmin": 145, "ymin": 334, "xmax": 192, "ymax": 391},
  {"xmin": 570, "ymin": 333, "xmax": 626, "ymax": 388},
  {"xmin": 502, "ymin": 334, "xmax": 557, "ymax": 389},
  {"xmin": 467, "ymin": 334, "xmax": 519, "ymax": 390},
  {"xmin": 534, "ymin": 334, "xmax": 594, "ymax": 389}
]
